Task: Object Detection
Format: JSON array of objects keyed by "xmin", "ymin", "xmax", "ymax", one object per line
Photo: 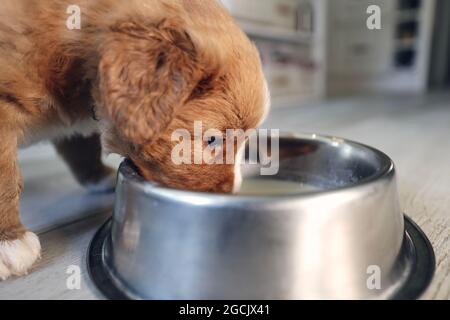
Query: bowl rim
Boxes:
[{"xmin": 118, "ymin": 132, "xmax": 395, "ymax": 203}]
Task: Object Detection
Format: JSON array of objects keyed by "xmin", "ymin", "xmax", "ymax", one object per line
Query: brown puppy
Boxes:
[{"xmin": 0, "ymin": 0, "xmax": 270, "ymax": 280}]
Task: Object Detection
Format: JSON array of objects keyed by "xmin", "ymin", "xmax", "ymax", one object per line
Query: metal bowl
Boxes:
[{"xmin": 88, "ymin": 133, "xmax": 435, "ymax": 300}]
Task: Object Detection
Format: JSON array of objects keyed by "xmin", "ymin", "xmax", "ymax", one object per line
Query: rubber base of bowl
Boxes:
[{"xmin": 87, "ymin": 215, "xmax": 435, "ymax": 300}]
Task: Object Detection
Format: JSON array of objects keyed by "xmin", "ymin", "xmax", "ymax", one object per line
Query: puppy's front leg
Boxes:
[
  {"xmin": 0, "ymin": 132, "xmax": 41, "ymax": 280},
  {"xmin": 53, "ymin": 134, "xmax": 115, "ymax": 193}
]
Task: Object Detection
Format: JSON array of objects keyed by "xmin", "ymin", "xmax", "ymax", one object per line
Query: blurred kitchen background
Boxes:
[{"xmin": 223, "ymin": 0, "xmax": 448, "ymax": 105}]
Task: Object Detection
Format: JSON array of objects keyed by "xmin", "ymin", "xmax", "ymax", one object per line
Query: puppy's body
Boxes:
[{"xmin": 0, "ymin": 0, "xmax": 269, "ymax": 279}]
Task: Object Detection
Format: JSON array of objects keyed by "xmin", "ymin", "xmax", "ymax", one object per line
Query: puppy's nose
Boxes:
[{"xmin": 214, "ymin": 177, "xmax": 234, "ymax": 193}]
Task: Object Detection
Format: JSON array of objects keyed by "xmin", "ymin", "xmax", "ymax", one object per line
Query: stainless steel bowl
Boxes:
[{"xmin": 88, "ymin": 133, "xmax": 435, "ymax": 300}]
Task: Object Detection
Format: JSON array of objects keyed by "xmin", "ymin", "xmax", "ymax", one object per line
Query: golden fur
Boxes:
[{"xmin": 0, "ymin": 0, "xmax": 269, "ymax": 279}]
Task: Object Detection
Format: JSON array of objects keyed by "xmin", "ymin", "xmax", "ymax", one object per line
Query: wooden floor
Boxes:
[{"xmin": 1, "ymin": 93, "xmax": 449, "ymax": 300}]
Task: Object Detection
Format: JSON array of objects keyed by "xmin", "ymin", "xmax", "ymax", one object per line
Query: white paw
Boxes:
[
  {"xmin": 0, "ymin": 232, "xmax": 41, "ymax": 281},
  {"xmin": 85, "ymin": 174, "xmax": 116, "ymax": 194}
]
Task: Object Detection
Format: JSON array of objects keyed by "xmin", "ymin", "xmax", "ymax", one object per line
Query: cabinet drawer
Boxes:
[
  {"xmin": 222, "ymin": 0, "xmax": 300, "ymax": 30},
  {"xmin": 329, "ymin": 29, "xmax": 394, "ymax": 76}
]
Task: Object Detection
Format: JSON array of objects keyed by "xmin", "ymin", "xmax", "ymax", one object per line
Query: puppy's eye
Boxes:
[{"xmin": 207, "ymin": 136, "xmax": 217, "ymax": 146}]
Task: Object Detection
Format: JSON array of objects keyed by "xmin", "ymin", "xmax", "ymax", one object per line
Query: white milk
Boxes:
[{"xmin": 238, "ymin": 178, "xmax": 321, "ymax": 195}]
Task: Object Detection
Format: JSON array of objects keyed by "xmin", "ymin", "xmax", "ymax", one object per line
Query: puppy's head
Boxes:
[{"xmin": 98, "ymin": 14, "xmax": 270, "ymax": 193}]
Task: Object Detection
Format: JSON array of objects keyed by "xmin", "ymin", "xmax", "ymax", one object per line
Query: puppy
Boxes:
[{"xmin": 0, "ymin": 0, "xmax": 270, "ymax": 280}]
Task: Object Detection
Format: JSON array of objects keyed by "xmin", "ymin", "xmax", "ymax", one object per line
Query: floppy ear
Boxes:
[{"xmin": 98, "ymin": 19, "xmax": 203, "ymax": 145}]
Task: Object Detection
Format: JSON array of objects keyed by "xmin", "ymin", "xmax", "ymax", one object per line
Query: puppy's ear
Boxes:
[{"xmin": 98, "ymin": 19, "xmax": 202, "ymax": 145}]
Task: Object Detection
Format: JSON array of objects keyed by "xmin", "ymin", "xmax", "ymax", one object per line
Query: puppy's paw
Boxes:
[
  {"xmin": 0, "ymin": 232, "xmax": 41, "ymax": 281},
  {"xmin": 84, "ymin": 172, "xmax": 116, "ymax": 194}
]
